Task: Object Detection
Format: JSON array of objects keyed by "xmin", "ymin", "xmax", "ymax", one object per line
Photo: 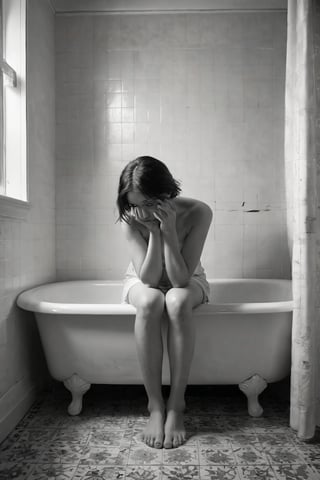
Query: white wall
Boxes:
[
  {"xmin": 0, "ymin": 0, "xmax": 55, "ymax": 441},
  {"xmin": 56, "ymin": 11, "xmax": 290, "ymax": 280}
]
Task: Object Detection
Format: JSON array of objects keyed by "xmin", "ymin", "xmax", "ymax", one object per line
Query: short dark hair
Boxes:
[{"xmin": 117, "ymin": 156, "xmax": 181, "ymax": 222}]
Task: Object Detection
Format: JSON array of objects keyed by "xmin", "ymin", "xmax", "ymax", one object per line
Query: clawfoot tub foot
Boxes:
[
  {"xmin": 63, "ymin": 374, "xmax": 91, "ymax": 415},
  {"xmin": 239, "ymin": 374, "xmax": 267, "ymax": 417}
]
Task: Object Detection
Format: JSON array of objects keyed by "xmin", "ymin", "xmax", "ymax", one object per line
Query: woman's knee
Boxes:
[
  {"xmin": 135, "ymin": 289, "xmax": 165, "ymax": 318},
  {"xmin": 165, "ymin": 289, "xmax": 192, "ymax": 324}
]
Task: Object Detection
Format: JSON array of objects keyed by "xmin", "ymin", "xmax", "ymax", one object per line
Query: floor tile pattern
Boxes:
[{"xmin": 1, "ymin": 384, "xmax": 320, "ymax": 479}]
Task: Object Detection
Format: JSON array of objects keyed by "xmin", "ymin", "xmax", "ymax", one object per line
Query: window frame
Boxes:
[
  {"xmin": 0, "ymin": 0, "xmax": 29, "ymax": 205},
  {"xmin": 0, "ymin": 0, "xmax": 4, "ymax": 194}
]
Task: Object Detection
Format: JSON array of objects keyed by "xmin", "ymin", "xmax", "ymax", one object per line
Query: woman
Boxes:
[{"xmin": 117, "ymin": 156, "xmax": 212, "ymax": 449}]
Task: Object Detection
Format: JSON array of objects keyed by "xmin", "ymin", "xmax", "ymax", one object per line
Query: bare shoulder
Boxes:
[
  {"xmin": 193, "ymin": 199, "xmax": 212, "ymax": 219},
  {"xmin": 177, "ymin": 197, "xmax": 213, "ymax": 224}
]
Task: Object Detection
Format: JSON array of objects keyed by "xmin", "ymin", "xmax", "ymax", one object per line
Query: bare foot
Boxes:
[
  {"xmin": 163, "ymin": 409, "xmax": 186, "ymax": 448},
  {"xmin": 141, "ymin": 410, "xmax": 165, "ymax": 448}
]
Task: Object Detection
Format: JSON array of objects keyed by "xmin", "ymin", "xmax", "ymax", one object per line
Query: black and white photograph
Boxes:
[{"xmin": 0, "ymin": 0, "xmax": 320, "ymax": 479}]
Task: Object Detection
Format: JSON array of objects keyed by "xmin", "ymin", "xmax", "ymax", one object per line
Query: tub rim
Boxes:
[{"xmin": 17, "ymin": 278, "xmax": 293, "ymax": 316}]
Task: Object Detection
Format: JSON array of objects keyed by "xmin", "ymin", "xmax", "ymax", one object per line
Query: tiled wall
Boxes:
[
  {"xmin": 0, "ymin": 0, "xmax": 55, "ymax": 439},
  {"xmin": 56, "ymin": 11, "xmax": 290, "ymax": 280}
]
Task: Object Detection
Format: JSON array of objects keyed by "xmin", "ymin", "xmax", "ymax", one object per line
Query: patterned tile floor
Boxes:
[{"xmin": 1, "ymin": 382, "xmax": 320, "ymax": 480}]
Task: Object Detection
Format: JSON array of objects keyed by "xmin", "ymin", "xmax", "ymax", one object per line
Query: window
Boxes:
[{"xmin": 0, "ymin": 0, "xmax": 27, "ymax": 202}]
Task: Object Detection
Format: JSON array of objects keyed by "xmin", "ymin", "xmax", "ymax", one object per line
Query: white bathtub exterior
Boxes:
[{"xmin": 17, "ymin": 279, "xmax": 293, "ymax": 386}]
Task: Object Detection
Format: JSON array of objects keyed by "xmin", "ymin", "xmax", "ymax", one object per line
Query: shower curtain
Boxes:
[{"xmin": 285, "ymin": 0, "xmax": 320, "ymax": 439}]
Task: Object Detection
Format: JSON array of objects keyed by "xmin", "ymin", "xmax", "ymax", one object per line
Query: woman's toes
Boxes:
[
  {"xmin": 164, "ymin": 409, "xmax": 186, "ymax": 448},
  {"xmin": 170, "ymin": 434, "xmax": 184, "ymax": 448},
  {"xmin": 142, "ymin": 410, "xmax": 165, "ymax": 448},
  {"xmin": 164, "ymin": 436, "xmax": 173, "ymax": 449},
  {"xmin": 154, "ymin": 437, "xmax": 163, "ymax": 449},
  {"xmin": 174, "ymin": 434, "xmax": 183, "ymax": 448},
  {"xmin": 144, "ymin": 435, "xmax": 164, "ymax": 449}
]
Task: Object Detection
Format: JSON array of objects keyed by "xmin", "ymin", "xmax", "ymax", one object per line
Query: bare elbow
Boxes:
[{"xmin": 139, "ymin": 273, "xmax": 161, "ymax": 289}]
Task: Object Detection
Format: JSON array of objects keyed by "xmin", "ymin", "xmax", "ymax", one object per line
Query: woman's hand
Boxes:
[
  {"xmin": 131, "ymin": 206, "xmax": 160, "ymax": 233},
  {"xmin": 153, "ymin": 200, "xmax": 177, "ymax": 235}
]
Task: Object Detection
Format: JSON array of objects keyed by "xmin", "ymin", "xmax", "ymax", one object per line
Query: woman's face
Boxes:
[{"xmin": 127, "ymin": 191, "xmax": 164, "ymax": 220}]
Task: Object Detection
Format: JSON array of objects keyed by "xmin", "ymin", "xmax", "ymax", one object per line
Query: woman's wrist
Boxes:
[
  {"xmin": 148, "ymin": 221, "xmax": 161, "ymax": 234},
  {"xmin": 161, "ymin": 228, "xmax": 178, "ymax": 244}
]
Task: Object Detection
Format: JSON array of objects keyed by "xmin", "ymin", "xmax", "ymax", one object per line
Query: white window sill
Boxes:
[{"xmin": 0, "ymin": 194, "xmax": 30, "ymax": 220}]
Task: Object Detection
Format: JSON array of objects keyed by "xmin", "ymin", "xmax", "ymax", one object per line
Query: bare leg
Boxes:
[
  {"xmin": 129, "ymin": 283, "xmax": 166, "ymax": 448},
  {"xmin": 164, "ymin": 282, "xmax": 203, "ymax": 448}
]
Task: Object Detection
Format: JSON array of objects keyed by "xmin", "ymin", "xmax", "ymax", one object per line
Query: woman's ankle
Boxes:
[
  {"xmin": 147, "ymin": 399, "xmax": 165, "ymax": 413},
  {"xmin": 166, "ymin": 397, "xmax": 186, "ymax": 413}
]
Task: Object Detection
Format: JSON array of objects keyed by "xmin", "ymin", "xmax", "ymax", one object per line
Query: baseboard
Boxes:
[{"xmin": 0, "ymin": 378, "xmax": 39, "ymax": 444}]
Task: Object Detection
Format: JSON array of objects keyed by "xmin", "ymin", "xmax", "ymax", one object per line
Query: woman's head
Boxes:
[{"xmin": 117, "ymin": 156, "xmax": 181, "ymax": 222}]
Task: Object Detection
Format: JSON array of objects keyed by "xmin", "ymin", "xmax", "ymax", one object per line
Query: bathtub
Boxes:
[{"xmin": 17, "ymin": 279, "xmax": 293, "ymax": 417}]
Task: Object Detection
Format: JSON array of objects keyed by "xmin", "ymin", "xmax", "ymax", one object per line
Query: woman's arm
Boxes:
[
  {"xmin": 155, "ymin": 200, "xmax": 212, "ymax": 288},
  {"xmin": 121, "ymin": 211, "xmax": 163, "ymax": 287}
]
